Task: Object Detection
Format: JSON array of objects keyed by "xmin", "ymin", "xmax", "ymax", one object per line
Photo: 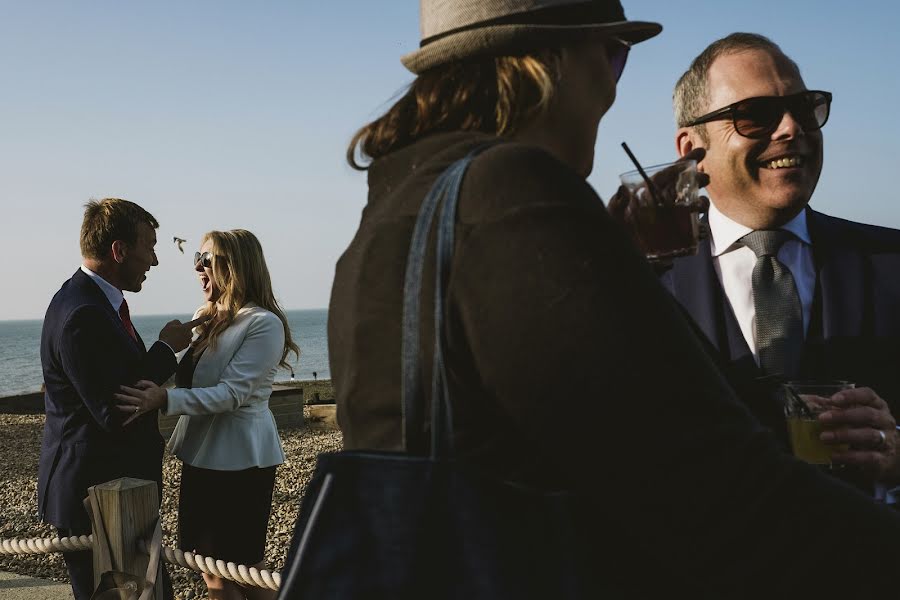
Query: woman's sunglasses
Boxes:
[
  {"xmin": 194, "ymin": 251, "xmax": 213, "ymax": 268},
  {"xmin": 605, "ymin": 37, "xmax": 631, "ymax": 83},
  {"xmin": 685, "ymin": 90, "xmax": 832, "ymax": 139}
]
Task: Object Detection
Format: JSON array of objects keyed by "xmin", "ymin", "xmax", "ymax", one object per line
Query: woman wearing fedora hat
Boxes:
[{"xmin": 327, "ymin": 0, "xmax": 900, "ymax": 597}]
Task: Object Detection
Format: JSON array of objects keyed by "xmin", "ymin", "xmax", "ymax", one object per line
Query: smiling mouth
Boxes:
[{"xmin": 762, "ymin": 155, "xmax": 804, "ymax": 170}]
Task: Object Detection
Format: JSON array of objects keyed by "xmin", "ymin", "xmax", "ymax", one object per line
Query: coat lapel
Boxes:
[
  {"xmin": 664, "ymin": 238, "xmax": 725, "ymax": 353},
  {"xmin": 808, "ymin": 209, "xmax": 865, "ymax": 340}
]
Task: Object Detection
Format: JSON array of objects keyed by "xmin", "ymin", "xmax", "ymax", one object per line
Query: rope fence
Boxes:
[
  {"xmin": 0, "ymin": 533, "xmax": 281, "ymax": 591},
  {"xmin": 0, "ymin": 534, "xmax": 93, "ymax": 555}
]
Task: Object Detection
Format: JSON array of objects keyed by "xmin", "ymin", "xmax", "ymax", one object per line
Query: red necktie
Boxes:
[{"xmin": 119, "ymin": 298, "xmax": 138, "ymax": 342}]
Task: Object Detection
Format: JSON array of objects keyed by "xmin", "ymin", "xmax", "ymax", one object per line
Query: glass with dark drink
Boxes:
[{"xmin": 618, "ymin": 159, "xmax": 702, "ymax": 260}]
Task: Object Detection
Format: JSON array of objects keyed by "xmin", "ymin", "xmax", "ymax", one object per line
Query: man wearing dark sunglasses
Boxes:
[{"xmin": 661, "ymin": 33, "xmax": 900, "ymax": 501}]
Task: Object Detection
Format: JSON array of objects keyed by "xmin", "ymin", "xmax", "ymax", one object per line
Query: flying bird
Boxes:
[{"xmin": 173, "ymin": 237, "xmax": 187, "ymax": 253}]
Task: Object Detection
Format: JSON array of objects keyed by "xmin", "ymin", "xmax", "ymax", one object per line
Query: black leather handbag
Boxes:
[{"xmin": 277, "ymin": 147, "xmax": 599, "ymax": 599}]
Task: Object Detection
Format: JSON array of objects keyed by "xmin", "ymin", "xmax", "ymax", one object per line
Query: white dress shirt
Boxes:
[{"xmin": 707, "ymin": 204, "xmax": 815, "ymax": 364}]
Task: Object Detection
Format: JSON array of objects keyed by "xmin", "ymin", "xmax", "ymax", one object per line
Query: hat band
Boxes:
[{"xmin": 420, "ymin": 1, "xmax": 626, "ymax": 47}]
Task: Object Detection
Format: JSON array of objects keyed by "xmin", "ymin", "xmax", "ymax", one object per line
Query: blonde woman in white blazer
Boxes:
[{"xmin": 116, "ymin": 229, "xmax": 298, "ymax": 600}]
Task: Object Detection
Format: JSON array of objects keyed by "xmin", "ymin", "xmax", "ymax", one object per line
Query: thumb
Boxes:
[
  {"xmin": 680, "ymin": 147, "xmax": 706, "ymax": 163},
  {"xmin": 182, "ymin": 314, "xmax": 213, "ymax": 329}
]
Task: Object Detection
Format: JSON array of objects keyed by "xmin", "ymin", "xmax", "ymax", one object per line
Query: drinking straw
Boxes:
[
  {"xmin": 784, "ymin": 384, "xmax": 815, "ymax": 418},
  {"xmin": 621, "ymin": 142, "xmax": 663, "ymax": 206}
]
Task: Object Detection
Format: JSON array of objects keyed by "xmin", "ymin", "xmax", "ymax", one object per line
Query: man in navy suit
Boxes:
[
  {"xmin": 657, "ymin": 33, "xmax": 900, "ymax": 492},
  {"xmin": 39, "ymin": 198, "xmax": 200, "ymax": 600}
]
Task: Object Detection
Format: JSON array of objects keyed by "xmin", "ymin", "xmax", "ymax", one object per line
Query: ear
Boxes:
[
  {"xmin": 675, "ymin": 127, "xmax": 699, "ymax": 158},
  {"xmin": 675, "ymin": 127, "xmax": 708, "ymax": 173},
  {"xmin": 110, "ymin": 240, "xmax": 129, "ymax": 264}
]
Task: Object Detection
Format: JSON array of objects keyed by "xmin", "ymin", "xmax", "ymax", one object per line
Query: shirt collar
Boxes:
[
  {"xmin": 707, "ymin": 203, "xmax": 812, "ymax": 257},
  {"xmin": 80, "ymin": 265, "xmax": 125, "ymax": 312}
]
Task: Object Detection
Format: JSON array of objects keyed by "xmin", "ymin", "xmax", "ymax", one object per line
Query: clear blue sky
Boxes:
[{"xmin": 1, "ymin": 1, "xmax": 898, "ymax": 320}]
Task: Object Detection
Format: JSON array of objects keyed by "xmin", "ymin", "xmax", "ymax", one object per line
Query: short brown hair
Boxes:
[
  {"xmin": 80, "ymin": 198, "xmax": 159, "ymax": 260},
  {"xmin": 347, "ymin": 49, "xmax": 567, "ymax": 169},
  {"xmin": 673, "ymin": 33, "xmax": 801, "ymax": 142}
]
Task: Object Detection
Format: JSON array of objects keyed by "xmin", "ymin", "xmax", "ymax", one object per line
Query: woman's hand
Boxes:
[{"xmin": 115, "ymin": 380, "xmax": 167, "ymax": 426}]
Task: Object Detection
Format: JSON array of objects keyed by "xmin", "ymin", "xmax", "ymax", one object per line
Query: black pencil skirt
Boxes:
[{"xmin": 178, "ymin": 461, "xmax": 278, "ymax": 566}]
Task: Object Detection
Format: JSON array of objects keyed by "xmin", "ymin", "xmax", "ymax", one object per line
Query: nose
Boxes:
[
  {"xmin": 152, "ymin": 252, "xmax": 159, "ymax": 267},
  {"xmin": 194, "ymin": 258, "xmax": 204, "ymax": 273},
  {"xmin": 771, "ymin": 108, "xmax": 805, "ymax": 140}
]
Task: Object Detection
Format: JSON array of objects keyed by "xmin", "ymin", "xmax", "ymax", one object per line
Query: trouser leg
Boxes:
[
  {"xmin": 57, "ymin": 526, "xmax": 93, "ymax": 600},
  {"xmin": 161, "ymin": 562, "xmax": 175, "ymax": 600}
]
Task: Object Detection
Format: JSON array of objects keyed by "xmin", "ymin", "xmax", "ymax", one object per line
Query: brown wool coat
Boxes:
[{"xmin": 327, "ymin": 131, "xmax": 900, "ymax": 598}]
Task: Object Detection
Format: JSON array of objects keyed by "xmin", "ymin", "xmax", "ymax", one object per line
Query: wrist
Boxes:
[{"xmin": 155, "ymin": 387, "xmax": 169, "ymax": 413}]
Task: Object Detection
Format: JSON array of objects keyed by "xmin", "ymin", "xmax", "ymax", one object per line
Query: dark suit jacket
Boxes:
[
  {"xmin": 661, "ymin": 208, "xmax": 900, "ymax": 444},
  {"xmin": 38, "ymin": 269, "xmax": 177, "ymax": 530}
]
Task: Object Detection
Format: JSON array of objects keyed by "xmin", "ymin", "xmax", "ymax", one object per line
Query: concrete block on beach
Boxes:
[
  {"xmin": 0, "ymin": 392, "xmax": 44, "ymax": 414},
  {"xmin": 306, "ymin": 404, "xmax": 337, "ymax": 430}
]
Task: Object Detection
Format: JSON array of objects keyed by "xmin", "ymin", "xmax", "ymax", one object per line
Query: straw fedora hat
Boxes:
[{"xmin": 402, "ymin": 0, "xmax": 662, "ymax": 74}]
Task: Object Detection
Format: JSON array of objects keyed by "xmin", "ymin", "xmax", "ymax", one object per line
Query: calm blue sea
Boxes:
[{"xmin": 0, "ymin": 309, "xmax": 330, "ymax": 397}]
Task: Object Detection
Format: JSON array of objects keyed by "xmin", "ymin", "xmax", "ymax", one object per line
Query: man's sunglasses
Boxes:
[
  {"xmin": 605, "ymin": 37, "xmax": 631, "ymax": 83},
  {"xmin": 194, "ymin": 251, "xmax": 213, "ymax": 268},
  {"xmin": 685, "ymin": 90, "xmax": 832, "ymax": 139}
]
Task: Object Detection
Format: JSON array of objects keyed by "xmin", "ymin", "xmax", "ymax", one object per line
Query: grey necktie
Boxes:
[{"xmin": 740, "ymin": 229, "xmax": 803, "ymax": 379}]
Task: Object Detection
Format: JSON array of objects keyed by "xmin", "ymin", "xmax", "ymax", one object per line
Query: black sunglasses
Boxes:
[
  {"xmin": 605, "ymin": 37, "xmax": 631, "ymax": 83},
  {"xmin": 194, "ymin": 251, "xmax": 213, "ymax": 268},
  {"xmin": 685, "ymin": 90, "xmax": 832, "ymax": 139}
]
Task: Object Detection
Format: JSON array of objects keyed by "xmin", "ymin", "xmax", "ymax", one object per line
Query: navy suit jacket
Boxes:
[
  {"xmin": 38, "ymin": 269, "xmax": 177, "ymax": 529},
  {"xmin": 661, "ymin": 208, "xmax": 900, "ymax": 444}
]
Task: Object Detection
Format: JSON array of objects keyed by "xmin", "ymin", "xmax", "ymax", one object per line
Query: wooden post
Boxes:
[{"xmin": 91, "ymin": 478, "xmax": 163, "ymax": 600}]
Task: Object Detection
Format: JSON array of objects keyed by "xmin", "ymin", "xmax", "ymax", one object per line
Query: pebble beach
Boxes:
[{"xmin": 0, "ymin": 409, "xmax": 342, "ymax": 599}]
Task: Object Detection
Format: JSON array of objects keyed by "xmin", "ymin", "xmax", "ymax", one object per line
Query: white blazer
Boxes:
[{"xmin": 165, "ymin": 304, "xmax": 286, "ymax": 470}]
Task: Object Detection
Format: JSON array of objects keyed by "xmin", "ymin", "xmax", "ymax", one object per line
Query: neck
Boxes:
[
  {"xmin": 709, "ymin": 197, "xmax": 806, "ymax": 230},
  {"xmin": 512, "ymin": 118, "xmax": 593, "ymax": 178},
  {"xmin": 82, "ymin": 258, "xmax": 123, "ymax": 291}
]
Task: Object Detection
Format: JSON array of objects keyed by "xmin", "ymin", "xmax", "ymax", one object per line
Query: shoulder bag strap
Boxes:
[{"xmin": 401, "ymin": 142, "xmax": 497, "ymax": 457}]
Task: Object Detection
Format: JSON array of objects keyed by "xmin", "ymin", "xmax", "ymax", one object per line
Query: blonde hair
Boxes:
[
  {"xmin": 192, "ymin": 229, "xmax": 299, "ymax": 369},
  {"xmin": 347, "ymin": 51, "xmax": 565, "ymax": 169}
]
